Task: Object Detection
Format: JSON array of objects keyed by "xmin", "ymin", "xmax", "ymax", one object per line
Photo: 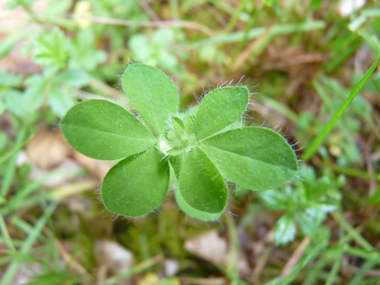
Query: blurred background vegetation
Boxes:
[{"xmin": 0, "ymin": 0, "xmax": 380, "ymax": 284}]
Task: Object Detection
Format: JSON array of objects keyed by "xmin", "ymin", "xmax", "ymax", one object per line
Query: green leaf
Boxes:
[
  {"xmin": 169, "ymin": 153, "xmax": 186, "ymax": 180},
  {"xmin": 5, "ymin": 74, "xmax": 47, "ymax": 118},
  {"xmin": 33, "ymin": 28, "xmax": 71, "ymax": 68},
  {"xmin": 53, "ymin": 69, "xmax": 90, "ymax": 87},
  {"xmin": 179, "ymin": 147, "xmax": 228, "ymax": 213},
  {"xmin": 183, "ymin": 115, "xmax": 196, "ymax": 134},
  {"xmin": 49, "ymin": 84, "xmax": 74, "ymax": 117},
  {"xmin": 171, "ymin": 116, "xmax": 185, "ymax": 139},
  {"xmin": 275, "ymin": 213, "xmax": 296, "ymax": 245},
  {"xmin": 6, "ymin": 250, "xmax": 43, "ymax": 264},
  {"xmin": 295, "ymin": 211, "xmax": 319, "ymax": 237},
  {"xmin": 304, "ymin": 52, "xmax": 380, "ymax": 160},
  {"xmin": 23, "ymin": 272, "xmax": 77, "ymax": 285},
  {"xmin": 4, "ymin": 90, "xmax": 25, "ymax": 117},
  {"xmin": 368, "ymin": 186, "xmax": 380, "ymax": 205},
  {"xmin": 306, "ymin": 177, "xmax": 330, "ymax": 201},
  {"xmin": 299, "ymin": 165, "xmax": 316, "ymax": 186},
  {"xmin": 172, "ymin": 116, "xmax": 185, "ymax": 128},
  {"xmin": 122, "ymin": 64, "xmax": 179, "ymax": 136},
  {"xmin": 4, "ymin": 74, "xmax": 46, "ymax": 118},
  {"xmin": 102, "ymin": 148, "xmax": 170, "ymax": 217},
  {"xmin": 175, "ymin": 185, "xmax": 223, "ymax": 221},
  {"xmin": 0, "ymin": 101, "xmax": 4, "ymax": 116},
  {"xmin": 0, "ymin": 70, "xmax": 23, "ymax": 88},
  {"xmin": 60, "ymin": 99, "xmax": 156, "ymax": 160},
  {"xmin": 201, "ymin": 127, "xmax": 298, "ymax": 191},
  {"xmin": 194, "ymin": 86, "xmax": 249, "ymax": 140},
  {"xmin": 258, "ymin": 190, "xmax": 288, "ymax": 211},
  {"xmin": 0, "ymin": 30, "xmax": 30, "ymax": 59},
  {"xmin": 72, "ymin": 29, "xmax": 107, "ymax": 70},
  {"xmin": 277, "ymin": 242, "xmax": 326, "ymax": 285}
]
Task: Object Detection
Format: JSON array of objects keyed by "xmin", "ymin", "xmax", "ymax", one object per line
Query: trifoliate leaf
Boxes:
[
  {"xmin": 201, "ymin": 127, "xmax": 298, "ymax": 191},
  {"xmin": 102, "ymin": 148, "xmax": 170, "ymax": 217},
  {"xmin": 61, "ymin": 99, "xmax": 156, "ymax": 160},
  {"xmin": 122, "ymin": 64, "xmax": 179, "ymax": 136}
]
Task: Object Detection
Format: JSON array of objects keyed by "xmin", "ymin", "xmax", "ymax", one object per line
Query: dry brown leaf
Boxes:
[
  {"xmin": 26, "ymin": 130, "xmax": 70, "ymax": 170},
  {"xmin": 184, "ymin": 230, "xmax": 249, "ymax": 275},
  {"xmin": 94, "ymin": 240, "xmax": 134, "ymax": 281},
  {"xmin": 0, "ymin": 0, "xmax": 45, "ymax": 75},
  {"xmin": 73, "ymin": 151, "xmax": 114, "ymax": 178},
  {"xmin": 185, "ymin": 231, "xmax": 228, "ymax": 265}
]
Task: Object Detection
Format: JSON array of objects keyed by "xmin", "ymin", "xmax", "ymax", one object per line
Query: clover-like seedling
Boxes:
[{"xmin": 60, "ymin": 64, "xmax": 298, "ymax": 221}]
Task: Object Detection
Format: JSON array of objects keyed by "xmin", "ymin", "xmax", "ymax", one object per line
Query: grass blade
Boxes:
[
  {"xmin": 1, "ymin": 126, "xmax": 27, "ymax": 197},
  {"xmin": 190, "ymin": 21, "xmax": 325, "ymax": 48},
  {"xmin": 0, "ymin": 134, "xmax": 33, "ymax": 165},
  {"xmin": 0, "ymin": 215, "xmax": 15, "ymax": 251},
  {"xmin": 277, "ymin": 242, "xmax": 326, "ymax": 285},
  {"xmin": 303, "ymin": 52, "xmax": 380, "ymax": 160},
  {"xmin": 325, "ymin": 246, "xmax": 343, "ymax": 285},
  {"xmin": 0, "ymin": 202, "xmax": 57, "ymax": 285}
]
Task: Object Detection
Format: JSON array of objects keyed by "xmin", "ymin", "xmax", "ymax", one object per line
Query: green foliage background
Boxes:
[{"xmin": 0, "ymin": 0, "xmax": 380, "ymax": 284}]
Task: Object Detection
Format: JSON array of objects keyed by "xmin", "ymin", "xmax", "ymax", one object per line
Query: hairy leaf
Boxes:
[
  {"xmin": 169, "ymin": 153, "xmax": 186, "ymax": 180},
  {"xmin": 175, "ymin": 186, "xmax": 223, "ymax": 221},
  {"xmin": 194, "ymin": 86, "xmax": 249, "ymax": 140},
  {"xmin": 122, "ymin": 64, "xmax": 179, "ymax": 136},
  {"xmin": 171, "ymin": 116, "xmax": 185, "ymax": 139},
  {"xmin": 179, "ymin": 147, "xmax": 228, "ymax": 213},
  {"xmin": 183, "ymin": 115, "xmax": 196, "ymax": 134},
  {"xmin": 61, "ymin": 99, "xmax": 156, "ymax": 160},
  {"xmin": 201, "ymin": 127, "xmax": 298, "ymax": 191},
  {"xmin": 102, "ymin": 148, "xmax": 170, "ymax": 217}
]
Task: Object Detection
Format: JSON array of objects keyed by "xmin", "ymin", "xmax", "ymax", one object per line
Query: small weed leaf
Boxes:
[
  {"xmin": 60, "ymin": 64, "xmax": 298, "ymax": 220},
  {"xmin": 200, "ymin": 127, "xmax": 298, "ymax": 191},
  {"xmin": 306, "ymin": 177, "xmax": 330, "ymax": 201},
  {"xmin": 122, "ymin": 64, "xmax": 179, "ymax": 136},
  {"xmin": 102, "ymin": 148, "xmax": 170, "ymax": 217},
  {"xmin": 61, "ymin": 99, "xmax": 156, "ymax": 160},
  {"xmin": 275, "ymin": 213, "xmax": 296, "ymax": 245}
]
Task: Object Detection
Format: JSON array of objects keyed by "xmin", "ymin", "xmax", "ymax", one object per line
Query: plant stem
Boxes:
[{"xmin": 329, "ymin": 164, "xmax": 380, "ymax": 181}]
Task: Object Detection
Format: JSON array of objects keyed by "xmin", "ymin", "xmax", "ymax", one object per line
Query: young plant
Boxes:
[
  {"xmin": 259, "ymin": 165, "xmax": 342, "ymax": 245},
  {"xmin": 60, "ymin": 64, "xmax": 298, "ymax": 221}
]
